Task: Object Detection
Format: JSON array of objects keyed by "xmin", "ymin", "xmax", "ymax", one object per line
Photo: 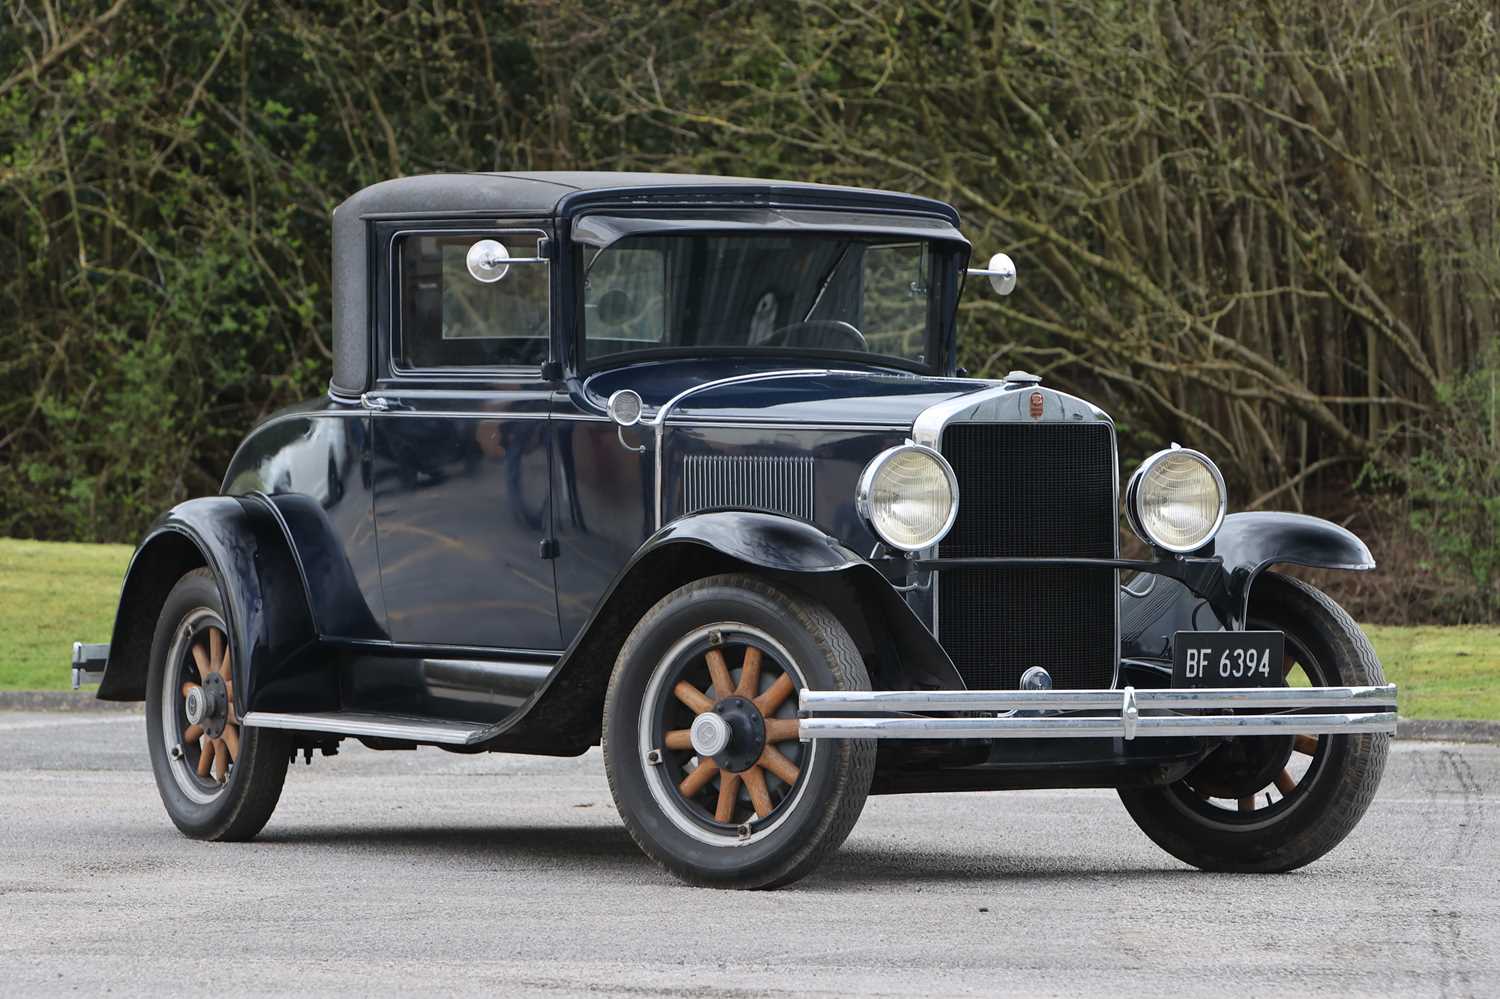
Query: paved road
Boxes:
[{"xmin": 1, "ymin": 711, "xmax": 1495, "ymax": 997}]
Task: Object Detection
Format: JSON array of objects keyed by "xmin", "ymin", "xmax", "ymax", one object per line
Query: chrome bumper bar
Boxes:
[{"xmin": 798, "ymin": 684, "xmax": 1398, "ymax": 741}]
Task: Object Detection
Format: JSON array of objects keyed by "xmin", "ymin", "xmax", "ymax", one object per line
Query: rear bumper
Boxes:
[
  {"xmin": 71, "ymin": 642, "xmax": 109, "ymax": 690},
  {"xmin": 798, "ymin": 684, "xmax": 1397, "ymax": 741}
]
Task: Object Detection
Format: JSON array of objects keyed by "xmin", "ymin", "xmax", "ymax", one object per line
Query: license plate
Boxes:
[{"xmin": 1172, "ymin": 631, "xmax": 1285, "ymax": 688}]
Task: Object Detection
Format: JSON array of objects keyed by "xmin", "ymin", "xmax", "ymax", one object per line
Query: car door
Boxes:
[{"xmin": 368, "ymin": 223, "xmax": 561, "ymax": 651}]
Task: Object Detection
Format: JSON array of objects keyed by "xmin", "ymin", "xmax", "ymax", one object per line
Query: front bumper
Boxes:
[{"xmin": 798, "ymin": 684, "xmax": 1397, "ymax": 741}]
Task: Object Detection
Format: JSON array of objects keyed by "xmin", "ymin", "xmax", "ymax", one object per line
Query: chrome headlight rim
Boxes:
[
  {"xmin": 1126, "ymin": 445, "xmax": 1227, "ymax": 554},
  {"xmin": 855, "ymin": 443, "xmax": 960, "ymax": 553}
]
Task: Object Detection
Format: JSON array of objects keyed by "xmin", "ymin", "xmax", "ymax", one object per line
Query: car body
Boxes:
[{"xmin": 76, "ymin": 172, "xmax": 1397, "ymax": 887}]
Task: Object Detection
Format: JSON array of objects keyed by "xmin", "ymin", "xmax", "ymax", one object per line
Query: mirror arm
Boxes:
[{"xmin": 616, "ymin": 426, "xmax": 648, "ymax": 454}]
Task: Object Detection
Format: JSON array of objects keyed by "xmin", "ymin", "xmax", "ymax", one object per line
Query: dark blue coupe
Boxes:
[{"xmin": 74, "ymin": 173, "xmax": 1396, "ymax": 888}]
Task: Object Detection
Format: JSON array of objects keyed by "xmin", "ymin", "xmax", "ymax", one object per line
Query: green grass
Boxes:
[
  {"xmin": 1363, "ymin": 624, "xmax": 1500, "ymax": 721},
  {"xmin": 1, "ymin": 538, "xmax": 1497, "ymax": 719},
  {"xmin": 1, "ymin": 537, "xmax": 132, "ymax": 690}
]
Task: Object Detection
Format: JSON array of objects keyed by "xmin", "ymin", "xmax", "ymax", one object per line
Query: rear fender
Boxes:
[
  {"xmin": 97, "ymin": 496, "xmax": 328, "ymax": 712},
  {"xmin": 481, "ymin": 511, "xmax": 962, "ymax": 754}
]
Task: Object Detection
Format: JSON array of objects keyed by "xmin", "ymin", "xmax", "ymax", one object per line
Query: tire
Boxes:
[
  {"xmin": 602, "ymin": 573, "xmax": 875, "ymax": 889},
  {"xmin": 1119, "ymin": 572, "xmax": 1389, "ymax": 872},
  {"xmin": 145, "ymin": 568, "xmax": 291, "ymax": 841}
]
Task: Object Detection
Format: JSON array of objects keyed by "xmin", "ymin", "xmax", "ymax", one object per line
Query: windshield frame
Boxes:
[{"xmin": 568, "ymin": 219, "xmax": 966, "ymax": 377}]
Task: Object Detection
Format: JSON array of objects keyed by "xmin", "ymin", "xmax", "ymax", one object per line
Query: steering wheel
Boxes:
[{"xmin": 760, "ymin": 320, "xmax": 868, "ymax": 352}]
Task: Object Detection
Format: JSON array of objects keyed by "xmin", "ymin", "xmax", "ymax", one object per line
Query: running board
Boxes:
[
  {"xmin": 241, "ymin": 711, "xmax": 497, "ymax": 746},
  {"xmin": 798, "ymin": 684, "xmax": 1398, "ymax": 742}
]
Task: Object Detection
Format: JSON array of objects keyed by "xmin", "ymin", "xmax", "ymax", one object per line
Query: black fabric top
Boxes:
[{"xmin": 329, "ymin": 172, "xmax": 961, "ymax": 396}]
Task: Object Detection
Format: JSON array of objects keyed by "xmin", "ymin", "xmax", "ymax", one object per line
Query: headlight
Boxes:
[
  {"xmin": 856, "ymin": 444, "xmax": 959, "ymax": 552},
  {"xmin": 1126, "ymin": 446, "xmax": 1227, "ymax": 553}
]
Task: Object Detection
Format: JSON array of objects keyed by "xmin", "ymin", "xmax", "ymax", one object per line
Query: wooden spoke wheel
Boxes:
[
  {"xmin": 146, "ymin": 568, "xmax": 290, "ymax": 842},
  {"xmin": 646, "ymin": 625, "xmax": 809, "ymax": 834},
  {"xmin": 1118, "ymin": 573, "xmax": 1389, "ymax": 873},
  {"xmin": 605, "ymin": 574, "xmax": 875, "ymax": 888},
  {"xmin": 159, "ymin": 607, "xmax": 242, "ymax": 803}
]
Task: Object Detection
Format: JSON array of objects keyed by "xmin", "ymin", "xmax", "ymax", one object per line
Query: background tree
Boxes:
[{"xmin": 2, "ymin": 0, "xmax": 1496, "ymax": 620}]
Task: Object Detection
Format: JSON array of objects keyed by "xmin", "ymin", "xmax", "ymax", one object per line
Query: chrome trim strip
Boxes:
[
  {"xmin": 668, "ymin": 420, "xmax": 911, "ymax": 432},
  {"xmin": 359, "ymin": 410, "xmax": 549, "ymax": 421},
  {"xmin": 242, "ymin": 711, "xmax": 495, "ymax": 746},
  {"xmin": 554, "ymin": 412, "xmax": 910, "ymax": 431},
  {"xmin": 800, "ymin": 684, "xmax": 1398, "ymax": 713},
  {"xmin": 799, "ymin": 711, "xmax": 1398, "ymax": 741}
]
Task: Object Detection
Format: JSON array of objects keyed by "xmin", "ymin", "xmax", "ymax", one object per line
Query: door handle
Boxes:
[{"xmin": 360, "ymin": 394, "xmax": 411, "ymax": 412}]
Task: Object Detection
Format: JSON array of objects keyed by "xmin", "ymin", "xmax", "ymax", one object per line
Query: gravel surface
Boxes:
[{"xmin": 1, "ymin": 710, "xmax": 1495, "ymax": 997}]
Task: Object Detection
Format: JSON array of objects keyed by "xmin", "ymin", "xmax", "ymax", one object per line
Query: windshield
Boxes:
[{"xmin": 581, "ymin": 233, "xmax": 938, "ymax": 369}]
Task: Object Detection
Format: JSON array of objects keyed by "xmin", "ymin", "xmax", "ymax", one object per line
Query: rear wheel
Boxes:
[
  {"xmin": 145, "ymin": 568, "xmax": 291, "ymax": 841},
  {"xmin": 602, "ymin": 574, "xmax": 875, "ymax": 889},
  {"xmin": 1119, "ymin": 572, "xmax": 1389, "ymax": 871}
]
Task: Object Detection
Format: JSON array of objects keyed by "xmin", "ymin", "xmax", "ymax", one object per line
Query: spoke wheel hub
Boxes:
[
  {"xmin": 706, "ymin": 695, "xmax": 766, "ymax": 774},
  {"xmin": 1189, "ymin": 734, "xmax": 1295, "ymax": 799},
  {"xmin": 188, "ymin": 671, "xmax": 229, "ymax": 738}
]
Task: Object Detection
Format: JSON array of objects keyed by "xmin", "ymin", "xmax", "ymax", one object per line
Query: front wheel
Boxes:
[
  {"xmin": 602, "ymin": 574, "xmax": 875, "ymax": 889},
  {"xmin": 145, "ymin": 568, "xmax": 291, "ymax": 841},
  {"xmin": 1119, "ymin": 572, "xmax": 1389, "ymax": 872}
]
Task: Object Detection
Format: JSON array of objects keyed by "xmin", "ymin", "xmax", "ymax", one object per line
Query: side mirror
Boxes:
[
  {"xmin": 466, "ymin": 239, "xmax": 511, "ymax": 283},
  {"xmin": 966, "ymin": 252, "xmax": 1017, "ymax": 296}
]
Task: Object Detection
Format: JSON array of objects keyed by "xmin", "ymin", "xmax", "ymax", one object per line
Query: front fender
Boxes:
[
  {"xmin": 644, "ymin": 509, "xmax": 863, "ymax": 573},
  {"xmin": 1123, "ymin": 511, "xmax": 1375, "ymax": 656},
  {"xmin": 474, "ymin": 510, "xmax": 962, "ymax": 755},
  {"xmin": 97, "ymin": 496, "xmax": 327, "ymax": 712},
  {"xmin": 1214, "ymin": 511, "xmax": 1374, "ymax": 626}
]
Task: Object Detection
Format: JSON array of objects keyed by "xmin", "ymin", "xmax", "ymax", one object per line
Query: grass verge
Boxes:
[
  {"xmin": 1, "ymin": 538, "xmax": 1496, "ymax": 719},
  {"xmin": 2, "ymin": 537, "xmax": 133, "ymax": 690}
]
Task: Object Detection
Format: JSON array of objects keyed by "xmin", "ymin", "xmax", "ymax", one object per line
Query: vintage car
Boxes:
[{"xmin": 73, "ymin": 172, "xmax": 1397, "ymax": 888}]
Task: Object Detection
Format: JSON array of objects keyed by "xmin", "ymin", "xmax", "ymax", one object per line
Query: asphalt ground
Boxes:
[{"xmin": 1, "ymin": 710, "xmax": 1495, "ymax": 997}]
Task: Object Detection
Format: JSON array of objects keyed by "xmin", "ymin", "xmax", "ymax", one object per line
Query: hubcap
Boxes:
[
  {"xmin": 690, "ymin": 712, "xmax": 732, "ymax": 757},
  {"xmin": 184, "ymin": 686, "xmax": 206, "ymax": 726}
]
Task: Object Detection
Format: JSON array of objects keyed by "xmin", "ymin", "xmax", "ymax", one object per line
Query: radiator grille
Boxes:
[
  {"xmin": 937, "ymin": 422, "xmax": 1117, "ymax": 689},
  {"xmin": 683, "ymin": 454, "xmax": 814, "ymax": 521}
]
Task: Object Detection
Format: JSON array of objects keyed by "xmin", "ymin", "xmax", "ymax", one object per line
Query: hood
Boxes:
[{"xmin": 581, "ymin": 359, "xmax": 989, "ymax": 429}]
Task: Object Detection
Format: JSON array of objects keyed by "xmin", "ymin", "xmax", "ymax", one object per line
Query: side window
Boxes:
[{"xmin": 396, "ymin": 231, "xmax": 550, "ymax": 370}]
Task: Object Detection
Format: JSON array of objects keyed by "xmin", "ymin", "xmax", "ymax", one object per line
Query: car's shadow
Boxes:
[
  {"xmin": 260, "ymin": 823, "xmax": 646, "ymax": 870},
  {"xmin": 257, "ymin": 823, "xmax": 1197, "ymax": 886}
]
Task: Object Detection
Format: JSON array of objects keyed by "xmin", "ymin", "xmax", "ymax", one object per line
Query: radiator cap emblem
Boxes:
[{"xmin": 1028, "ymin": 391, "xmax": 1045, "ymax": 420}]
